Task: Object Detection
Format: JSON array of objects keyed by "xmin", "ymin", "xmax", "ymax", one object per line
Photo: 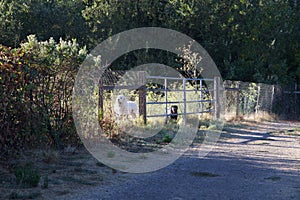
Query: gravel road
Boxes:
[{"xmin": 65, "ymin": 121, "xmax": 300, "ymax": 200}]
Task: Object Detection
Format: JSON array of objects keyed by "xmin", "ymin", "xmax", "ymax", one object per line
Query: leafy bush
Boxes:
[
  {"xmin": 0, "ymin": 35, "xmax": 87, "ymax": 156},
  {"xmin": 14, "ymin": 164, "xmax": 40, "ymax": 188},
  {"xmin": 162, "ymin": 134, "xmax": 172, "ymax": 143}
]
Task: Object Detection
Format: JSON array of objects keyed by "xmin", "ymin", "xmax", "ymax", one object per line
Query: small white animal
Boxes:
[{"xmin": 114, "ymin": 95, "xmax": 138, "ymax": 119}]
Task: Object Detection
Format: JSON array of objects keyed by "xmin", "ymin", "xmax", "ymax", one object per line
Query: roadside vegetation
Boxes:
[{"xmin": 0, "ymin": 0, "xmax": 300, "ymax": 199}]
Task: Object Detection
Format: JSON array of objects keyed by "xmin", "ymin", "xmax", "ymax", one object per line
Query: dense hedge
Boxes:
[{"xmin": 0, "ymin": 36, "xmax": 87, "ymax": 157}]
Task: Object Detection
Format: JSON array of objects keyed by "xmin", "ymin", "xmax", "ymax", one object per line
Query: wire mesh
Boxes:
[{"xmin": 224, "ymin": 81, "xmax": 300, "ymax": 119}]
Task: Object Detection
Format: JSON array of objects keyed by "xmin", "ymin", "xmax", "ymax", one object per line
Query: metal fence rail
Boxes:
[
  {"xmin": 146, "ymin": 99, "xmax": 214, "ymax": 105},
  {"xmin": 98, "ymin": 70, "xmax": 221, "ymax": 124},
  {"xmin": 145, "ymin": 75, "xmax": 219, "ymax": 124}
]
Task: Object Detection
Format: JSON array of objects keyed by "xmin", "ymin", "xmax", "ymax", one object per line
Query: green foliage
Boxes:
[
  {"xmin": 0, "ymin": 36, "xmax": 86, "ymax": 156},
  {"xmin": 0, "ymin": 0, "xmax": 299, "ymax": 84},
  {"xmin": 0, "ymin": 45, "xmax": 32, "ymax": 155},
  {"xmin": 0, "ymin": 0, "xmax": 89, "ymax": 48},
  {"xmin": 1, "ymin": 0, "xmax": 300, "ymax": 155},
  {"xmin": 14, "ymin": 164, "xmax": 40, "ymax": 188},
  {"xmin": 162, "ymin": 134, "xmax": 172, "ymax": 143},
  {"xmin": 0, "ymin": 0, "xmax": 26, "ymax": 47},
  {"xmin": 82, "ymin": 0, "xmax": 300, "ymax": 84}
]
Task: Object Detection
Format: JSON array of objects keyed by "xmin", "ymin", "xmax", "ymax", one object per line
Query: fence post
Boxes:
[
  {"xmin": 236, "ymin": 83, "xmax": 240, "ymax": 118},
  {"xmin": 200, "ymin": 79, "xmax": 203, "ymax": 116},
  {"xmin": 270, "ymin": 85, "xmax": 275, "ymax": 112},
  {"xmin": 255, "ymin": 84, "xmax": 261, "ymax": 114},
  {"xmin": 164, "ymin": 78, "xmax": 168, "ymax": 124},
  {"xmin": 183, "ymin": 78, "xmax": 187, "ymax": 125},
  {"xmin": 138, "ymin": 71, "xmax": 147, "ymax": 124},
  {"xmin": 98, "ymin": 79, "xmax": 104, "ymax": 114},
  {"xmin": 214, "ymin": 76, "xmax": 220, "ymax": 120}
]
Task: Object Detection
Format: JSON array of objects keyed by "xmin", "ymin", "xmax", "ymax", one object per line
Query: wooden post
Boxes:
[
  {"xmin": 256, "ymin": 84, "xmax": 261, "ymax": 114},
  {"xmin": 183, "ymin": 78, "xmax": 187, "ymax": 125},
  {"xmin": 214, "ymin": 76, "xmax": 220, "ymax": 120},
  {"xmin": 138, "ymin": 71, "xmax": 147, "ymax": 124},
  {"xmin": 98, "ymin": 79, "xmax": 104, "ymax": 115},
  {"xmin": 199, "ymin": 79, "xmax": 203, "ymax": 116},
  {"xmin": 164, "ymin": 78, "xmax": 168, "ymax": 124},
  {"xmin": 270, "ymin": 85, "xmax": 275, "ymax": 112},
  {"xmin": 236, "ymin": 83, "xmax": 240, "ymax": 119}
]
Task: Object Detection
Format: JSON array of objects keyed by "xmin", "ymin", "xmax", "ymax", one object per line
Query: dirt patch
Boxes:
[{"xmin": 0, "ymin": 148, "xmax": 128, "ymax": 200}]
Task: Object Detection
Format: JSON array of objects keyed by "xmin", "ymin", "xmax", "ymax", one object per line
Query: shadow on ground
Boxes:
[{"xmin": 65, "ymin": 121, "xmax": 300, "ymax": 200}]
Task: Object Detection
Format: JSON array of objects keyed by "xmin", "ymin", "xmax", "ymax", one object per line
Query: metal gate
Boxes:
[{"xmin": 145, "ymin": 76, "xmax": 221, "ymax": 124}]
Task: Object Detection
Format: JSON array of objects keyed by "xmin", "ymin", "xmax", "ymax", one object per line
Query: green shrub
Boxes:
[
  {"xmin": 162, "ymin": 134, "xmax": 172, "ymax": 143},
  {"xmin": 0, "ymin": 36, "xmax": 87, "ymax": 156},
  {"xmin": 14, "ymin": 164, "xmax": 40, "ymax": 187}
]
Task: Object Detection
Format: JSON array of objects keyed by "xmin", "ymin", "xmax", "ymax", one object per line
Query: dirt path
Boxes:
[{"xmin": 64, "ymin": 121, "xmax": 300, "ymax": 200}]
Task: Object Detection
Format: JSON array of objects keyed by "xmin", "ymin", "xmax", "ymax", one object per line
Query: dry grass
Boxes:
[
  {"xmin": 225, "ymin": 111, "xmax": 277, "ymax": 123},
  {"xmin": 244, "ymin": 111, "xmax": 277, "ymax": 122}
]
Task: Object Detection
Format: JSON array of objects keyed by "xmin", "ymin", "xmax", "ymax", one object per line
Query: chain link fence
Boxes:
[{"xmin": 224, "ymin": 81, "xmax": 300, "ymax": 120}]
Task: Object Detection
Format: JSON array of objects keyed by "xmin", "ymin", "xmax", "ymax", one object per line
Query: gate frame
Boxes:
[{"xmin": 98, "ymin": 71, "xmax": 221, "ymax": 124}]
